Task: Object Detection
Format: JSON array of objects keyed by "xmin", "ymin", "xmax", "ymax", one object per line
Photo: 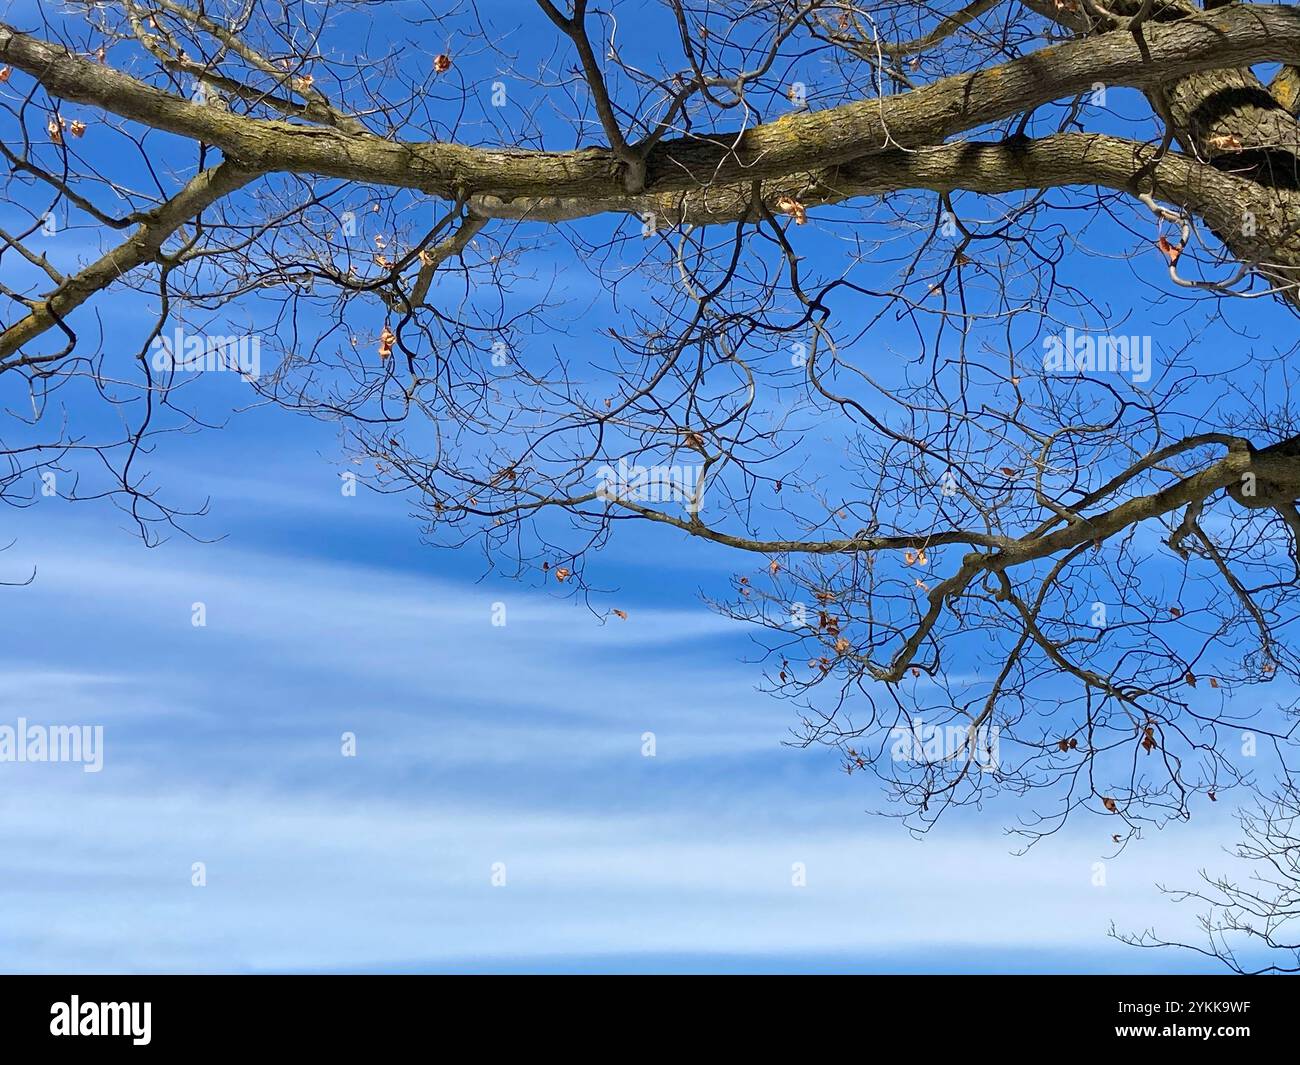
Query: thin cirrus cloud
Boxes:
[
  {"xmin": 0, "ymin": 498, "xmax": 1234, "ymax": 973},
  {"xmin": 0, "ymin": 770, "xmax": 1225, "ymax": 973}
]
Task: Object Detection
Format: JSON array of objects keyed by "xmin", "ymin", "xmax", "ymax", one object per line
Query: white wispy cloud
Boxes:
[{"xmin": 0, "ymin": 516, "xmax": 1242, "ymax": 973}]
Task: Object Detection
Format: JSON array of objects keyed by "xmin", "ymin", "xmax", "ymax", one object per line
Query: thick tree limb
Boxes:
[
  {"xmin": 0, "ymin": 160, "xmax": 257, "ymax": 364},
  {"xmin": 5, "ymin": 6, "xmax": 1300, "ymax": 202}
]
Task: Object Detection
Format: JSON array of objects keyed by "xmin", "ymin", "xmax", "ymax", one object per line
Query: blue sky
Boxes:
[
  {"xmin": 0, "ymin": 412, "xmax": 1248, "ymax": 973},
  {"xmin": 0, "ymin": 0, "xmax": 1290, "ymax": 973}
]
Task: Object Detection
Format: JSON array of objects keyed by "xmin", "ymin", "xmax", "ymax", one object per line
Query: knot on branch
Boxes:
[{"xmin": 1227, "ymin": 437, "xmax": 1300, "ymax": 509}]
